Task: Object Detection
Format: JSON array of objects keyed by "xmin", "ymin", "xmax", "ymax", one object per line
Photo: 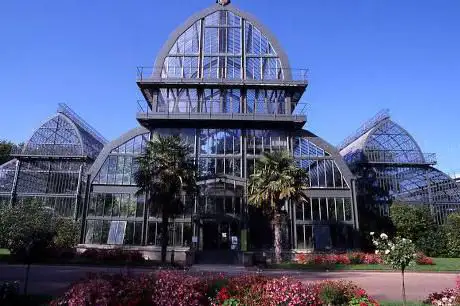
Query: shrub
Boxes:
[
  {"xmin": 54, "ymin": 218, "xmax": 79, "ymax": 249},
  {"xmin": 0, "ymin": 201, "xmax": 55, "ymax": 259},
  {"xmin": 0, "ymin": 281, "xmax": 20, "ymax": 303},
  {"xmin": 390, "ymin": 203, "xmax": 446, "ymax": 257},
  {"xmin": 415, "ymin": 253, "xmax": 434, "ymax": 265},
  {"xmin": 80, "ymin": 248, "xmax": 145, "ymax": 262},
  {"xmin": 445, "ymin": 213, "xmax": 460, "ymax": 258}
]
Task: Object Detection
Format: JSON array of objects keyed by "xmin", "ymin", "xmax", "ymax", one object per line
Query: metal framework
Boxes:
[
  {"xmin": 1, "ymin": 2, "xmax": 359, "ymax": 255},
  {"xmin": 2, "ymin": 104, "xmax": 106, "ymax": 219},
  {"xmin": 80, "ymin": 2, "xmax": 358, "ymax": 252},
  {"xmin": 340, "ymin": 111, "xmax": 460, "ymax": 223}
]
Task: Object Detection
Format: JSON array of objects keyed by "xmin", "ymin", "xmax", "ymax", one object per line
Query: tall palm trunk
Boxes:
[
  {"xmin": 161, "ymin": 210, "xmax": 169, "ymax": 263},
  {"xmin": 273, "ymin": 212, "xmax": 282, "ymax": 264}
]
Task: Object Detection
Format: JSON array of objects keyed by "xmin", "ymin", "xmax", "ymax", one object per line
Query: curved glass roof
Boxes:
[
  {"xmin": 22, "ymin": 106, "xmax": 105, "ymax": 159},
  {"xmin": 161, "ymin": 9, "xmax": 284, "ymax": 81},
  {"xmin": 340, "ymin": 112, "xmax": 460, "ymax": 206}
]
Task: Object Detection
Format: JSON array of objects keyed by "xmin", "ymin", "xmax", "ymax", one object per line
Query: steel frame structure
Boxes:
[
  {"xmin": 0, "ymin": 104, "xmax": 106, "ymax": 219},
  {"xmin": 340, "ymin": 111, "xmax": 460, "ymax": 224}
]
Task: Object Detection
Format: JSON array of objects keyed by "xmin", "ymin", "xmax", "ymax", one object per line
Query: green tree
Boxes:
[
  {"xmin": 134, "ymin": 135, "xmax": 196, "ymax": 263},
  {"xmin": 0, "ymin": 200, "xmax": 55, "ymax": 257},
  {"xmin": 247, "ymin": 151, "xmax": 308, "ymax": 264},
  {"xmin": 390, "ymin": 203, "xmax": 446, "ymax": 256},
  {"xmin": 0, "ymin": 141, "xmax": 14, "ymax": 165},
  {"xmin": 445, "ymin": 213, "xmax": 460, "ymax": 257}
]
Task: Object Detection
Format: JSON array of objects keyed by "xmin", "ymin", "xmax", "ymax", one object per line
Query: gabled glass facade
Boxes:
[
  {"xmin": 340, "ymin": 111, "xmax": 460, "ymax": 224},
  {"xmin": 1, "ymin": 2, "xmax": 360, "ymax": 259}
]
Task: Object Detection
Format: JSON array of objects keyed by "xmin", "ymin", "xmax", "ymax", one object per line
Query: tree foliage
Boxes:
[
  {"xmin": 247, "ymin": 151, "xmax": 308, "ymax": 263},
  {"xmin": 134, "ymin": 135, "xmax": 197, "ymax": 263},
  {"xmin": 0, "ymin": 200, "xmax": 79, "ymax": 259},
  {"xmin": 390, "ymin": 203, "xmax": 446, "ymax": 257},
  {"xmin": 445, "ymin": 213, "xmax": 460, "ymax": 258},
  {"xmin": 0, "ymin": 140, "xmax": 14, "ymax": 165}
]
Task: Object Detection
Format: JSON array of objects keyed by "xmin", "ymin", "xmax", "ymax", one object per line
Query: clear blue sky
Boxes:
[{"xmin": 1, "ymin": 0, "xmax": 459, "ymax": 172}]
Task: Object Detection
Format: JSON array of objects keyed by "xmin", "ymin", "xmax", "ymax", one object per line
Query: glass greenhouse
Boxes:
[{"xmin": 3, "ymin": 1, "xmax": 456, "ymax": 262}]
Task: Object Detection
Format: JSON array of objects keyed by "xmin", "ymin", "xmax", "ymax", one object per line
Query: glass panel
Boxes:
[
  {"xmin": 328, "ymin": 198, "xmax": 336, "ymax": 221},
  {"xmin": 134, "ymin": 222, "xmax": 143, "ymax": 245},
  {"xmin": 295, "ymin": 203, "xmax": 303, "ymax": 221},
  {"xmin": 296, "ymin": 225, "xmax": 305, "ymax": 249},
  {"xmin": 345, "ymin": 198, "xmax": 353, "ymax": 221},
  {"xmin": 312, "ymin": 198, "xmax": 319, "ymax": 221},
  {"xmin": 336, "ymin": 198, "xmax": 345, "ymax": 221},
  {"xmin": 107, "ymin": 221, "xmax": 126, "ymax": 245},
  {"xmin": 320, "ymin": 198, "xmax": 328, "ymax": 220}
]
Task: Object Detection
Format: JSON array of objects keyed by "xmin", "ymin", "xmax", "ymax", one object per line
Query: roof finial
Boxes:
[{"xmin": 217, "ymin": 0, "xmax": 230, "ymax": 6}]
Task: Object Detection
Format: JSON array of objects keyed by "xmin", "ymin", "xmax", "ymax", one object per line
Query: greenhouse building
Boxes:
[{"xmin": 1, "ymin": 0, "xmax": 458, "ymax": 263}]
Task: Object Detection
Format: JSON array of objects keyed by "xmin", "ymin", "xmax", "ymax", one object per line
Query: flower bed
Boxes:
[
  {"xmin": 294, "ymin": 252, "xmax": 435, "ymax": 266},
  {"xmin": 51, "ymin": 272, "xmax": 377, "ymax": 306},
  {"xmin": 424, "ymin": 277, "xmax": 460, "ymax": 305}
]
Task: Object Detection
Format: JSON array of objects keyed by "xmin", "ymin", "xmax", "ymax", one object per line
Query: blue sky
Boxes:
[{"xmin": 1, "ymin": 0, "xmax": 459, "ymax": 172}]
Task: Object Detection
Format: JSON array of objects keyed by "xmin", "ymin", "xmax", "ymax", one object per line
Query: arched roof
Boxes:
[
  {"xmin": 153, "ymin": 2, "xmax": 292, "ymax": 80},
  {"xmin": 340, "ymin": 116, "xmax": 426, "ymax": 165},
  {"xmin": 295, "ymin": 129, "xmax": 355, "ymax": 188},
  {"xmin": 22, "ymin": 105, "xmax": 105, "ymax": 160},
  {"xmin": 88, "ymin": 126, "xmax": 150, "ymax": 181}
]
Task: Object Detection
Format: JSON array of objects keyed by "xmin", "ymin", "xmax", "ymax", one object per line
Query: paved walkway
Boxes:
[{"xmin": 0, "ymin": 264, "xmax": 457, "ymax": 301}]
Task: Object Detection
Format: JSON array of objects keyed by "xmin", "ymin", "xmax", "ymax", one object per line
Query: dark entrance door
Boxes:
[
  {"xmin": 202, "ymin": 222, "xmax": 219, "ymax": 250},
  {"xmin": 202, "ymin": 220, "xmax": 239, "ymax": 250}
]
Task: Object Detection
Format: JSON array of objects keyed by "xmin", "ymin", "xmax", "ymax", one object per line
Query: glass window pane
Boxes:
[
  {"xmin": 320, "ymin": 198, "xmax": 328, "ymax": 220},
  {"xmin": 124, "ymin": 222, "xmax": 134, "ymax": 245},
  {"xmin": 134, "ymin": 222, "xmax": 143, "ymax": 245},
  {"xmin": 345, "ymin": 198, "xmax": 353, "ymax": 221},
  {"xmin": 336, "ymin": 198, "xmax": 345, "ymax": 221},
  {"xmin": 304, "ymin": 201, "xmax": 312, "ymax": 221},
  {"xmin": 295, "ymin": 203, "xmax": 303, "ymax": 221},
  {"xmin": 296, "ymin": 225, "xmax": 305, "ymax": 249},
  {"xmin": 312, "ymin": 198, "xmax": 320, "ymax": 220},
  {"xmin": 107, "ymin": 221, "xmax": 127, "ymax": 245},
  {"xmin": 328, "ymin": 198, "xmax": 336, "ymax": 221}
]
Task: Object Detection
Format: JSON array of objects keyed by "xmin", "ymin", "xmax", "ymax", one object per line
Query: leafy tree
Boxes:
[
  {"xmin": 445, "ymin": 213, "xmax": 460, "ymax": 257},
  {"xmin": 0, "ymin": 200, "xmax": 55, "ymax": 258},
  {"xmin": 390, "ymin": 203, "xmax": 446, "ymax": 257},
  {"xmin": 247, "ymin": 151, "xmax": 308, "ymax": 264},
  {"xmin": 0, "ymin": 141, "xmax": 14, "ymax": 165},
  {"xmin": 134, "ymin": 135, "xmax": 197, "ymax": 263}
]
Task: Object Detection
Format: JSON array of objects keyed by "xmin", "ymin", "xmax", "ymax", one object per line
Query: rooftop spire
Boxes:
[{"xmin": 217, "ymin": 0, "xmax": 230, "ymax": 6}]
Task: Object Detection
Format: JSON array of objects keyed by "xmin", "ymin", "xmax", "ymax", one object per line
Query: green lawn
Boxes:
[
  {"xmin": 272, "ymin": 258, "xmax": 460, "ymax": 272},
  {"xmin": 0, "ymin": 248, "xmax": 10, "ymax": 255}
]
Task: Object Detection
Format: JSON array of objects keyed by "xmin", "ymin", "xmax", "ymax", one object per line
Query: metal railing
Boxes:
[
  {"xmin": 137, "ymin": 99, "xmax": 308, "ymax": 121},
  {"xmin": 136, "ymin": 66, "xmax": 308, "ymax": 83},
  {"xmin": 365, "ymin": 150, "xmax": 437, "ymax": 165}
]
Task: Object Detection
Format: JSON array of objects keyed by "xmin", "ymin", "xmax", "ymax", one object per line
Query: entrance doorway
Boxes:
[{"xmin": 202, "ymin": 221, "xmax": 239, "ymax": 250}]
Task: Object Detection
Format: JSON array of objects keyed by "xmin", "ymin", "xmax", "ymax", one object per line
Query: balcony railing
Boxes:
[
  {"xmin": 137, "ymin": 99, "xmax": 308, "ymax": 122},
  {"xmin": 365, "ymin": 150, "xmax": 437, "ymax": 165},
  {"xmin": 136, "ymin": 66, "xmax": 308, "ymax": 83}
]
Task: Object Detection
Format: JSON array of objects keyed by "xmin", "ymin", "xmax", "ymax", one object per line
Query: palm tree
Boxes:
[
  {"xmin": 134, "ymin": 135, "xmax": 196, "ymax": 263},
  {"xmin": 248, "ymin": 151, "xmax": 308, "ymax": 264}
]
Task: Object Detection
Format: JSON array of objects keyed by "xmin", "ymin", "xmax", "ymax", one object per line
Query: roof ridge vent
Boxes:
[{"xmin": 338, "ymin": 109, "xmax": 390, "ymax": 151}]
